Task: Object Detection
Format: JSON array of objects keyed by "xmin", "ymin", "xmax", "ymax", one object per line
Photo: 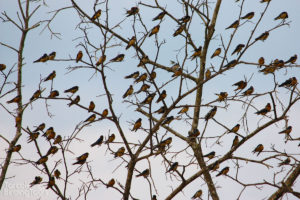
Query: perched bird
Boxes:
[
  {"xmin": 149, "ymin": 25, "xmax": 160, "ymax": 37},
  {"xmin": 54, "ymin": 169, "xmax": 61, "ymax": 179},
  {"xmin": 48, "ymin": 90, "xmax": 59, "ymax": 98},
  {"xmin": 152, "ymin": 195, "xmax": 157, "ymax": 200},
  {"xmin": 192, "ymin": 189, "xmax": 202, "ymax": 199},
  {"xmin": 259, "ymin": 66, "xmax": 276, "ymax": 74},
  {"xmin": 73, "ymin": 152, "xmax": 89, "ymax": 165},
  {"xmin": 33, "ymin": 53, "xmax": 48, "ymax": 63},
  {"xmin": 241, "ymin": 12, "xmax": 255, "ymax": 20},
  {"xmin": 110, "ymin": 54, "xmax": 125, "ymax": 62},
  {"xmin": 242, "ymin": 86, "xmax": 254, "ymax": 96},
  {"xmin": 64, "ymin": 86, "xmax": 79, "ymax": 94},
  {"xmin": 159, "ymin": 137, "xmax": 173, "ymax": 147},
  {"xmin": 205, "ymin": 106, "xmax": 217, "ymax": 121},
  {"xmin": 203, "ymin": 151, "xmax": 215, "ymax": 159},
  {"xmin": 125, "ymin": 71, "xmax": 139, "ymax": 79},
  {"xmin": 173, "ymin": 24, "xmax": 185, "ymax": 37},
  {"xmin": 88, "ymin": 101, "xmax": 95, "ymax": 112},
  {"xmin": 76, "ymin": 51, "xmax": 83, "ymax": 63},
  {"xmin": 126, "ymin": 36, "xmax": 136, "ymax": 50},
  {"xmin": 48, "ymin": 52, "xmax": 56, "ymax": 60},
  {"xmin": 255, "ymin": 31, "xmax": 269, "ymax": 41},
  {"xmin": 36, "ymin": 156, "xmax": 48, "ymax": 165},
  {"xmin": 126, "ymin": 7, "xmax": 139, "ymax": 17},
  {"xmin": 216, "ymin": 166, "xmax": 229, "ymax": 176},
  {"xmin": 132, "ymin": 118, "xmax": 142, "ymax": 132},
  {"xmin": 179, "ymin": 15, "xmax": 190, "ymax": 23},
  {"xmin": 215, "ymin": 92, "xmax": 228, "ymax": 102},
  {"xmin": 136, "ymin": 169, "xmax": 150, "ymax": 178},
  {"xmin": 205, "ymin": 69, "xmax": 211, "ymax": 80},
  {"xmin": 114, "ymin": 147, "xmax": 125, "ymax": 158},
  {"xmin": 68, "ymin": 95, "xmax": 80, "ymax": 107},
  {"xmin": 152, "ymin": 11, "xmax": 166, "ymax": 21},
  {"xmin": 279, "ymin": 77, "xmax": 298, "ymax": 87},
  {"xmin": 96, "ymin": 55, "xmax": 106, "ymax": 66},
  {"xmin": 123, "ymin": 85, "xmax": 134, "ymax": 98},
  {"xmin": 27, "ymin": 132, "xmax": 39, "ymax": 143},
  {"xmin": 285, "ymin": 54, "xmax": 297, "ymax": 64},
  {"xmin": 231, "ymin": 44, "xmax": 245, "ymax": 55},
  {"xmin": 136, "ymin": 84, "xmax": 150, "ymax": 94},
  {"xmin": 0, "ymin": 64, "xmax": 7, "ymax": 71},
  {"xmin": 252, "ymin": 144, "xmax": 264, "ymax": 156},
  {"xmin": 258, "ymin": 57, "xmax": 265, "ymax": 67},
  {"xmin": 91, "ymin": 135, "xmax": 104, "ymax": 147},
  {"xmin": 156, "ymin": 90, "xmax": 167, "ymax": 103},
  {"xmin": 84, "ymin": 114, "xmax": 96, "ymax": 123},
  {"xmin": 225, "ymin": 20, "xmax": 239, "ymax": 30},
  {"xmin": 137, "ymin": 56, "xmax": 149, "ymax": 67},
  {"xmin": 46, "ymin": 176, "xmax": 55, "ymax": 189},
  {"xmin": 211, "ymin": 48, "xmax": 221, "ymax": 59},
  {"xmin": 30, "ymin": 90, "xmax": 42, "ymax": 101},
  {"xmin": 278, "ymin": 157, "xmax": 291, "ymax": 167},
  {"xmin": 172, "ymin": 68, "xmax": 183, "ymax": 77},
  {"xmin": 274, "ymin": 12, "xmax": 288, "ymax": 21},
  {"xmin": 190, "ymin": 47, "xmax": 202, "ymax": 60},
  {"xmin": 233, "ymin": 80, "xmax": 247, "ymax": 91},
  {"xmin": 53, "ymin": 135, "xmax": 62, "ymax": 145},
  {"xmin": 171, "ymin": 62, "xmax": 180, "ymax": 71},
  {"xmin": 44, "ymin": 70, "xmax": 56, "ymax": 82},
  {"xmin": 150, "ymin": 71, "xmax": 156, "ymax": 80},
  {"xmin": 30, "ymin": 176, "xmax": 42, "ymax": 187},
  {"xmin": 255, "ymin": 103, "xmax": 271, "ymax": 115},
  {"xmin": 229, "ymin": 124, "xmax": 240, "ymax": 133},
  {"xmin": 278, "ymin": 126, "xmax": 292, "ymax": 135},
  {"xmin": 154, "ymin": 106, "xmax": 166, "ymax": 114},
  {"xmin": 224, "ymin": 59, "xmax": 238, "ymax": 68},
  {"xmin": 141, "ymin": 93, "xmax": 156, "ymax": 104},
  {"xmin": 162, "ymin": 116, "xmax": 174, "ymax": 126},
  {"xmin": 105, "ymin": 134, "xmax": 115, "ymax": 144},
  {"xmin": 102, "ymin": 109, "xmax": 109, "ymax": 118},
  {"xmin": 43, "ymin": 127, "xmax": 54, "ymax": 137},
  {"xmin": 91, "ymin": 9, "xmax": 101, "ymax": 21},
  {"xmin": 33, "ymin": 123, "xmax": 45, "ymax": 132},
  {"xmin": 46, "ymin": 130, "xmax": 56, "ymax": 141},
  {"xmin": 178, "ymin": 106, "xmax": 189, "ymax": 114},
  {"xmin": 167, "ymin": 162, "xmax": 178, "ymax": 172},
  {"xmin": 46, "ymin": 146, "xmax": 58, "ymax": 156},
  {"xmin": 231, "ymin": 136, "xmax": 239, "ymax": 149},
  {"xmin": 211, "ymin": 162, "xmax": 220, "ymax": 171},
  {"xmin": 7, "ymin": 95, "xmax": 21, "ymax": 104},
  {"xmin": 10, "ymin": 144, "xmax": 21, "ymax": 153},
  {"xmin": 188, "ymin": 128, "xmax": 200, "ymax": 138},
  {"xmin": 107, "ymin": 179, "xmax": 115, "ymax": 188}
]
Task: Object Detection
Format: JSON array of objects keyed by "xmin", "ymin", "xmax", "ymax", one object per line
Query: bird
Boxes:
[
  {"xmin": 205, "ymin": 69, "xmax": 211, "ymax": 80},
  {"xmin": 259, "ymin": 66, "xmax": 276, "ymax": 74},
  {"xmin": 226, "ymin": 20, "xmax": 239, "ymax": 29},
  {"xmin": 229, "ymin": 124, "xmax": 240, "ymax": 133},
  {"xmin": 91, "ymin": 9, "xmax": 101, "ymax": 21},
  {"xmin": 7, "ymin": 95, "xmax": 21, "ymax": 104},
  {"xmin": 46, "ymin": 130, "xmax": 56, "ymax": 141},
  {"xmin": 30, "ymin": 90, "xmax": 42, "ymax": 101},
  {"xmin": 252, "ymin": 144, "xmax": 264, "ymax": 156},
  {"xmin": 162, "ymin": 116, "xmax": 174, "ymax": 126},
  {"xmin": 190, "ymin": 47, "xmax": 202, "ymax": 60},
  {"xmin": 46, "ymin": 177, "xmax": 55, "ymax": 189},
  {"xmin": 255, "ymin": 31, "xmax": 269, "ymax": 41},
  {"xmin": 107, "ymin": 179, "xmax": 115, "ymax": 188},
  {"xmin": 36, "ymin": 156, "xmax": 48, "ymax": 165},
  {"xmin": 137, "ymin": 55, "xmax": 149, "ymax": 67},
  {"xmin": 132, "ymin": 118, "xmax": 142, "ymax": 132},
  {"xmin": 149, "ymin": 25, "xmax": 160, "ymax": 37},
  {"xmin": 231, "ymin": 44, "xmax": 245, "ymax": 55},
  {"xmin": 43, "ymin": 127, "xmax": 54, "ymax": 137},
  {"xmin": 136, "ymin": 169, "xmax": 150, "ymax": 178},
  {"xmin": 285, "ymin": 54, "xmax": 297, "ymax": 64},
  {"xmin": 172, "ymin": 68, "xmax": 183, "ymax": 77},
  {"xmin": 84, "ymin": 114, "xmax": 96, "ymax": 123},
  {"xmin": 27, "ymin": 132, "xmax": 39, "ymax": 143},
  {"xmin": 30, "ymin": 176, "xmax": 42, "ymax": 187},
  {"xmin": 54, "ymin": 169, "xmax": 61, "ymax": 179},
  {"xmin": 152, "ymin": 195, "xmax": 157, "ymax": 200},
  {"xmin": 33, "ymin": 123, "xmax": 45, "ymax": 132},
  {"xmin": 255, "ymin": 103, "xmax": 271, "ymax": 115},
  {"xmin": 46, "ymin": 146, "xmax": 58, "ymax": 156},
  {"xmin": 279, "ymin": 77, "xmax": 297, "ymax": 87},
  {"xmin": 156, "ymin": 90, "xmax": 167, "ymax": 103},
  {"xmin": 96, "ymin": 55, "xmax": 106, "ymax": 66},
  {"xmin": 203, "ymin": 151, "xmax": 215, "ymax": 159},
  {"xmin": 135, "ymin": 73, "xmax": 148, "ymax": 83},
  {"xmin": 205, "ymin": 106, "xmax": 217, "ymax": 121},
  {"xmin": 192, "ymin": 189, "xmax": 202, "ymax": 199},
  {"xmin": 224, "ymin": 60, "xmax": 238, "ymax": 68},
  {"xmin": 216, "ymin": 166, "xmax": 229, "ymax": 176},
  {"xmin": 241, "ymin": 12, "xmax": 255, "ymax": 20},
  {"xmin": 125, "ymin": 71, "xmax": 139, "ymax": 79},
  {"xmin": 215, "ymin": 92, "xmax": 228, "ymax": 102},
  {"xmin": 73, "ymin": 152, "xmax": 89, "ymax": 165},
  {"xmin": 154, "ymin": 106, "xmax": 166, "ymax": 114},
  {"xmin": 91, "ymin": 135, "xmax": 104, "ymax": 147},
  {"xmin": 258, "ymin": 57, "xmax": 265, "ymax": 67},
  {"xmin": 231, "ymin": 136, "xmax": 239, "ymax": 149},
  {"xmin": 279, "ymin": 126, "xmax": 292, "ymax": 135},
  {"xmin": 274, "ymin": 12, "xmax": 288, "ymax": 21},
  {"xmin": 64, "ymin": 86, "xmax": 79, "ymax": 94},
  {"xmin": 136, "ymin": 84, "xmax": 150, "ymax": 94},
  {"xmin": 242, "ymin": 86, "xmax": 254, "ymax": 96},
  {"xmin": 44, "ymin": 70, "xmax": 56, "ymax": 82},
  {"xmin": 68, "ymin": 95, "xmax": 80, "ymax": 107},
  {"xmin": 102, "ymin": 109, "xmax": 109, "ymax": 118},
  {"xmin": 188, "ymin": 128, "xmax": 200, "ymax": 138},
  {"xmin": 211, "ymin": 48, "xmax": 221, "ymax": 59},
  {"xmin": 126, "ymin": 7, "xmax": 139, "ymax": 17},
  {"xmin": 179, "ymin": 15, "xmax": 190, "ymax": 23},
  {"xmin": 152, "ymin": 11, "xmax": 166, "ymax": 21},
  {"xmin": 173, "ymin": 24, "xmax": 185, "ymax": 37},
  {"xmin": 76, "ymin": 51, "xmax": 83, "ymax": 63},
  {"xmin": 141, "ymin": 93, "xmax": 156, "ymax": 104},
  {"xmin": 48, "ymin": 52, "xmax": 56, "ymax": 60},
  {"xmin": 114, "ymin": 147, "xmax": 125, "ymax": 158},
  {"xmin": 53, "ymin": 135, "xmax": 62, "ymax": 145},
  {"xmin": 105, "ymin": 134, "xmax": 115, "ymax": 144},
  {"xmin": 233, "ymin": 80, "xmax": 247, "ymax": 91},
  {"xmin": 211, "ymin": 162, "xmax": 220, "ymax": 171},
  {"xmin": 167, "ymin": 162, "xmax": 178, "ymax": 172},
  {"xmin": 126, "ymin": 36, "xmax": 136, "ymax": 50},
  {"xmin": 178, "ymin": 106, "xmax": 189, "ymax": 114},
  {"xmin": 33, "ymin": 53, "xmax": 48, "ymax": 63},
  {"xmin": 0, "ymin": 64, "xmax": 6, "ymax": 71},
  {"xmin": 10, "ymin": 144, "xmax": 21, "ymax": 153},
  {"xmin": 150, "ymin": 71, "xmax": 156, "ymax": 80},
  {"xmin": 88, "ymin": 101, "xmax": 95, "ymax": 112},
  {"xmin": 171, "ymin": 62, "xmax": 180, "ymax": 71},
  {"xmin": 278, "ymin": 157, "xmax": 291, "ymax": 167},
  {"xmin": 159, "ymin": 137, "xmax": 173, "ymax": 147},
  {"xmin": 123, "ymin": 85, "xmax": 134, "ymax": 98},
  {"xmin": 48, "ymin": 90, "xmax": 59, "ymax": 98},
  {"xmin": 110, "ymin": 54, "xmax": 125, "ymax": 62}
]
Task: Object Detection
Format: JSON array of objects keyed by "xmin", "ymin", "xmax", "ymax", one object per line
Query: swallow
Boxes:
[
  {"xmin": 179, "ymin": 15, "xmax": 190, "ymax": 23},
  {"xmin": 33, "ymin": 53, "xmax": 48, "ymax": 63},
  {"xmin": 274, "ymin": 12, "xmax": 288, "ymax": 21},
  {"xmin": 46, "ymin": 130, "xmax": 56, "ymax": 141},
  {"xmin": 48, "ymin": 52, "xmax": 56, "ymax": 60},
  {"xmin": 153, "ymin": 11, "xmax": 166, "ymax": 21},
  {"xmin": 171, "ymin": 62, "xmax": 180, "ymax": 71},
  {"xmin": 279, "ymin": 77, "xmax": 297, "ymax": 87},
  {"xmin": 126, "ymin": 7, "xmax": 139, "ymax": 17},
  {"xmin": 0, "ymin": 64, "xmax": 6, "ymax": 71},
  {"xmin": 53, "ymin": 135, "xmax": 62, "ymax": 145},
  {"xmin": 216, "ymin": 166, "xmax": 229, "ymax": 176},
  {"xmin": 205, "ymin": 106, "xmax": 217, "ymax": 121},
  {"xmin": 7, "ymin": 95, "xmax": 21, "ymax": 104},
  {"xmin": 252, "ymin": 144, "xmax": 264, "ymax": 156},
  {"xmin": 154, "ymin": 106, "xmax": 166, "ymax": 114},
  {"xmin": 260, "ymin": 0, "xmax": 271, "ymax": 2},
  {"xmin": 211, "ymin": 162, "xmax": 220, "ymax": 171},
  {"xmin": 255, "ymin": 31, "xmax": 269, "ymax": 41},
  {"xmin": 136, "ymin": 84, "xmax": 150, "ymax": 94},
  {"xmin": 123, "ymin": 85, "xmax": 134, "ymax": 98},
  {"xmin": 172, "ymin": 68, "xmax": 183, "ymax": 77},
  {"xmin": 30, "ymin": 90, "xmax": 42, "ymax": 101},
  {"xmin": 141, "ymin": 93, "xmax": 156, "ymax": 104},
  {"xmin": 205, "ymin": 69, "xmax": 211, "ymax": 80},
  {"xmin": 46, "ymin": 176, "xmax": 55, "ymax": 189},
  {"xmin": 54, "ymin": 169, "xmax": 61, "ymax": 179},
  {"xmin": 188, "ymin": 128, "xmax": 200, "ymax": 138},
  {"xmin": 88, "ymin": 101, "xmax": 95, "ymax": 112},
  {"xmin": 84, "ymin": 114, "xmax": 96, "ymax": 122},
  {"xmin": 211, "ymin": 48, "xmax": 221, "ymax": 59},
  {"xmin": 46, "ymin": 146, "xmax": 58, "ymax": 156},
  {"xmin": 178, "ymin": 106, "xmax": 189, "ymax": 114},
  {"xmin": 91, "ymin": 9, "xmax": 101, "ymax": 21},
  {"xmin": 102, "ymin": 109, "xmax": 109, "ymax": 118},
  {"xmin": 76, "ymin": 51, "xmax": 83, "ymax": 63},
  {"xmin": 114, "ymin": 147, "xmax": 125, "ymax": 158},
  {"xmin": 226, "ymin": 20, "xmax": 239, "ymax": 30},
  {"xmin": 229, "ymin": 124, "xmax": 240, "ymax": 133},
  {"xmin": 136, "ymin": 169, "xmax": 150, "ymax": 178},
  {"xmin": 190, "ymin": 46, "xmax": 202, "ymax": 60},
  {"xmin": 64, "ymin": 86, "xmax": 79, "ymax": 94},
  {"xmin": 43, "ymin": 127, "xmax": 54, "ymax": 137},
  {"xmin": 149, "ymin": 25, "xmax": 160, "ymax": 37},
  {"xmin": 233, "ymin": 80, "xmax": 247, "ymax": 91},
  {"xmin": 274, "ymin": 60, "xmax": 285, "ymax": 67},
  {"xmin": 32, "ymin": 123, "xmax": 45, "ymax": 133},
  {"xmin": 126, "ymin": 36, "xmax": 136, "ymax": 50},
  {"xmin": 73, "ymin": 152, "xmax": 89, "ymax": 165},
  {"xmin": 107, "ymin": 178, "xmax": 115, "ymax": 188},
  {"xmin": 149, "ymin": 71, "xmax": 156, "ymax": 80},
  {"xmin": 279, "ymin": 126, "xmax": 292, "ymax": 135},
  {"xmin": 36, "ymin": 156, "xmax": 48, "ymax": 165},
  {"xmin": 44, "ymin": 70, "xmax": 56, "ymax": 82},
  {"xmin": 152, "ymin": 195, "xmax": 157, "ymax": 200},
  {"xmin": 285, "ymin": 54, "xmax": 297, "ymax": 64},
  {"xmin": 255, "ymin": 103, "xmax": 271, "ymax": 115},
  {"xmin": 68, "ymin": 95, "xmax": 80, "ymax": 107},
  {"xmin": 224, "ymin": 60, "xmax": 238, "ymax": 68},
  {"xmin": 160, "ymin": 137, "xmax": 173, "ymax": 147},
  {"xmin": 27, "ymin": 132, "xmax": 39, "ymax": 143},
  {"xmin": 96, "ymin": 55, "xmax": 106, "ymax": 66},
  {"xmin": 48, "ymin": 90, "xmax": 59, "ymax": 98},
  {"xmin": 132, "ymin": 118, "xmax": 142, "ymax": 132},
  {"xmin": 173, "ymin": 24, "xmax": 185, "ymax": 37},
  {"xmin": 242, "ymin": 86, "xmax": 254, "ymax": 96},
  {"xmin": 9, "ymin": 144, "xmax": 21, "ymax": 153},
  {"xmin": 203, "ymin": 151, "xmax": 215, "ymax": 159},
  {"xmin": 241, "ymin": 12, "xmax": 255, "ymax": 20},
  {"xmin": 105, "ymin": 134, "xmax": 115, "ymax": 144},
  {"xmin": 278, "ymin": 157, "xmax": 291, "ymax": 167},
  {"xmin": 110, "ymin": 54, "xmax": 125, "ymax": 62},
  {"xmin": 258, "ymin": 57, "xmax": 265, "ymax": 67},
  {"xmin": 259, "ymin": 66, "xmax": 276, "ymax": 74},
  {"xmin": 125, "ymin": 71, "xmax": 139, "ymax": 79},
  {"xmin": 215, "ymin": 92, "xmax": 228, "ymax": 102},
  {"xmin": 91, "ymin": 135, "xmax": 104, "ymax": 147},
  {"xmin": 232, "ymin": 44, "xmax": 245, "ymax": 55},
  {"xmin": 162, "ymin": 116, "xmax": 174, "ymax": 126},
  {"xmin": 167, "ymin": 162, "xmax": 178, "ymax": 172},
  {"xmin": 156, "ymin": 90, "xmax": 167, "ymax": 103},
  {"xmin": 231, "ymin": 136, "xmax": 239, "ymax": 149},
  {"xmin": 30, "ymin": 176, "xmax": 42, "ymax": 187},
  {"xmin": 192, "ymin": 189, "xmax": 202, "ymax": 199},
  {"xmin": 137, "ymin": 55, "xmax": 149, "ymax": 67}
]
